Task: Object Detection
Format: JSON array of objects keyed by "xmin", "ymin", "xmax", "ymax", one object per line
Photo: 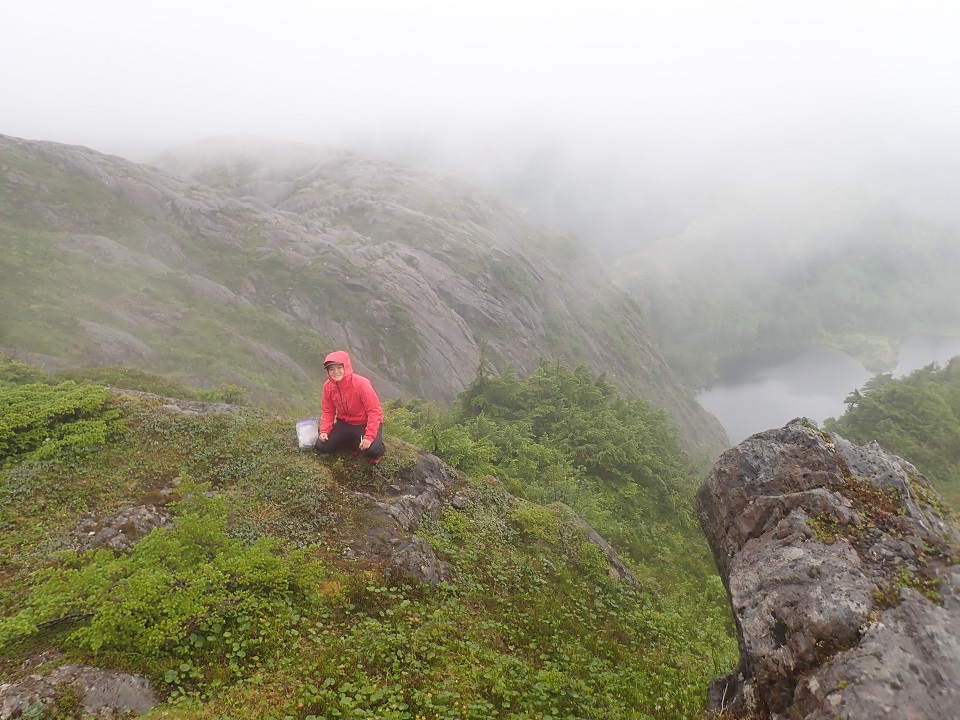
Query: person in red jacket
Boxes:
[{"xmin": 315, "ymin": 350, "xmax": 385, "ymax": 464}]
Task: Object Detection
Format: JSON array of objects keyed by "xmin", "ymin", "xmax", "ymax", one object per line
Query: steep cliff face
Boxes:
[
  {"xmin": 697, "ymin": 419, "xmax": 960, "ymax": 719},
  {"xmin": 0, "ymin": 134, "xmax": 728, "ymax": 456}
]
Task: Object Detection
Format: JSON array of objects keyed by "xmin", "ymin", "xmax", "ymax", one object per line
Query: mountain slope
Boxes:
[
  {"xmin": 0, "ymin": 134, "xmax": 728, "ymax": 456},
  {"xmin": 0, "ymin": 358, "xmax": 736, "ymax": 719}
]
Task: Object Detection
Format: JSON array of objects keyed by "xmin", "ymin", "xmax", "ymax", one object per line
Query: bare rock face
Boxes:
[
  {"xmin": 377, "ymin": 452, "xmax": 462, "ymax": 533},
  {"xmin": 0, "ymin": 655, "xmax": 158, "ymax": 719},
  {"xmin": 697, "ymin": 418, "xmax": 960, "ymax": 720}
]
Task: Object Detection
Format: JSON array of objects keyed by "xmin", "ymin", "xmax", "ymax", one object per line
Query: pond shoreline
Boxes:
[{"xmin": 698, "ymin": 333, "xmax": 960, "ymax": 444}]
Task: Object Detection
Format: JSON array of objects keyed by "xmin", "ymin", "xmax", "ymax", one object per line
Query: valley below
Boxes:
[{"xmin": 698, "ymin": 333, "xmax": 960, "ymax": 444}]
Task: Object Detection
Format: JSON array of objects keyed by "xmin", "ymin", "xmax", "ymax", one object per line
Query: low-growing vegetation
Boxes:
[
  {"xmin": 385, "ymin": 360, "xmax": 714, "ymax": 580},
  {"xmin": 0, "ymin": 355, "xmax": 737, "ymax": 719}
]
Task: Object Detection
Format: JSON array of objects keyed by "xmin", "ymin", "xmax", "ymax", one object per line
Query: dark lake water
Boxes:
[{"xmin": 698, "ymin": 334, "xmax": 960, "ymax": 445}]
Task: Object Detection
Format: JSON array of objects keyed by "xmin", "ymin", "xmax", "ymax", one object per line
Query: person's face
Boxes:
[{"xmin": 326, "ymin": 363, "xmax": 345, "ymax": 381}]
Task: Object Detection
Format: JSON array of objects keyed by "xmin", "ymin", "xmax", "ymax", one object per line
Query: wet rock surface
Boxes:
[
  {"xmin": 73, "ymin": 504, "xmax": 174, "ymax": 552},
  {"xmin": 0, "ymin": 654, "xmax": 158, "ymax": 719},
  {"xmin": 377, "ymin": 452, "xmax": 460, "ymax": 532},
  {"xmin": 697, "ymin": 418, "xmax": 960, "ymax": 720},
  {"xmin": 72, "ymin": 471, "xmax": 181, "ymax": 552},
  {"xmin": 347, "ymin": 452, "xmax": 461, "ymax": 585}
]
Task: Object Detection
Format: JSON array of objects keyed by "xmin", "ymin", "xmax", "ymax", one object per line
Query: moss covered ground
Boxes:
[{"xmin": 0, "ymin": 358, "xmax": 736, "ymax": 719}]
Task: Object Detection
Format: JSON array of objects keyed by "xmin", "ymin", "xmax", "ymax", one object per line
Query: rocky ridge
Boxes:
[{"xmin": 697, "ymin": 418, "xmax": 960, "ymax": 719}]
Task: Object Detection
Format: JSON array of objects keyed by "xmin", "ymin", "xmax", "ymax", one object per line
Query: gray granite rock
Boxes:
[
  {"xmin": 0, "ymin": 657, "xmax": 158, "ymax": 719},
  {"xmin": 697, "ymin": 418, "xmax": 960, "ymax": 719},
  {"xmin": 73, "ymin": 504, "xmax": 174, "ymax": 552}
]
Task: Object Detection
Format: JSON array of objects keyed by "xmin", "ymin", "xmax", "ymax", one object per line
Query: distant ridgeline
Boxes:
[
  {"xmin": 611, "ymin": 194, "xmax": 960, "ymax": 387},
  {"xmin": 0, "ymin": 354, "xmax": 736, "ymax": 719},
  {"xmin": 825, "ymin": 359, "xmax": 960, "ymax": 509}
]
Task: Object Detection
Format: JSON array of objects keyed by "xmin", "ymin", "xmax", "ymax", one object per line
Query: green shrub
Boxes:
[
  {"xmin": 0, "ymin": 381, "xmax": 123, "ymax": 464},
  {"xmin": 0, "ymin": 479, "xmax": 326, "ymax": 684},
  {"xmin": 0, "ymin": 354, "xmax": 50, "ymax": 388},
  {"xmin": 511, "ymin": 500, "xmax": 560, "ymax": 541},
  {"xmin": 195, "ymin": 383, "xmax": 247, "ymax": 404}
]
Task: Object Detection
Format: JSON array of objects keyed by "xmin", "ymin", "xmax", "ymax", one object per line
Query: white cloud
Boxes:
[
  {"xmin": 4, "ymin": 0, "xmax": 960, "ymax": 253},
  {"xmin": 5, "ymin": 0, "xmax": 958, "ymax": 155}
]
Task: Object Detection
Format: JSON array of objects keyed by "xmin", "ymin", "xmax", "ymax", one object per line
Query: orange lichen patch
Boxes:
[
  {"xmin": 317, "ymin": 579, "xmax": 344, "ymax": 596},
  {"xmin": 842, "ymin": 478, "xmax": 904, "ymax": 523}
]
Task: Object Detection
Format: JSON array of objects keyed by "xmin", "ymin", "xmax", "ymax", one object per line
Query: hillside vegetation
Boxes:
[
  {"xmin": 0, "ymin": 355, "xmax": 736, "ymax": 719},
  {"xmin": 825, "ymin": 359, "xmax": 960, "ymax": 509},
  {"xmin": 0, "ymin": 133, "xmax": 727, "ymax": 457},
  {"xmin": 387, "ymin": 360, "xmax": 710, "ymax": 580}
]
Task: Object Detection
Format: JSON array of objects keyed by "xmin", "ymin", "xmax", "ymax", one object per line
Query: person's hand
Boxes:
[
  {"xmin": 359, "ymin": 437, "xmax": 372, "ymax": 451},
  {"xmin": 319, "ymin": 432, "xmax": 329, "ymax": 442}
]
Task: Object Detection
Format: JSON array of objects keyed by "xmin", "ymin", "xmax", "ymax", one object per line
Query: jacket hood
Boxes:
[{"xmin": 323, "ymin": 350, "xmax": 353, "ymax": 378}]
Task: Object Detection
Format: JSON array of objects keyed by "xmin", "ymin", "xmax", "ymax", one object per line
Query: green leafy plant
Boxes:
[
  {"xmin": 0, "ymin": 477, "xmax": 326, "ymax": 686},
  {"xmin": 0, "ymin": 381, "xmax": 123, "ymax": 464},
  {"xmin": 808, "ymin": 513, "xmax": 841, "ymax": 544},
  {"xmin": 873, "ymin": 567, "xmax": 942, "ymax": 609}
]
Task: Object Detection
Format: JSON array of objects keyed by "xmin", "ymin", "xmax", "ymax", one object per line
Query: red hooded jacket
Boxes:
[{"xmin": 320, "ymin": 350, "xmax": 383, "ymax": 439}]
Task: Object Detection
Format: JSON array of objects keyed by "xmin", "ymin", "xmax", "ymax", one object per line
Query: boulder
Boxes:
[
  {"xmin": 0, "ymin": 655, "xmax": 158, "ymax": 719},
  {"xmin": 697, "ymin": 418, "xmax": 960, "ymax": 719}
]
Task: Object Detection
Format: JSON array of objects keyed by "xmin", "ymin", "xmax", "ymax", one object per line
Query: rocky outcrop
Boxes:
[
  {"xmin": 697, "ymin": 418, "xmax": 960, "ymax": 720},
  {"xmin": 73, "ymin": 504, "xmax": 174, "ymax": 552},
  {"xmin": 342, "ymin": 446, "xmax": 639, "ymax": 588},
  {"xmin": 0, "ymin": 653, "xmax": 158, "ymax": 719},
  {"xmin": 344, "ymin": 451, "xmax": 461, "ymax": 586},
  {"xmin": 376, "ymin": 452, "xmax": 462, "ymax": 533}
]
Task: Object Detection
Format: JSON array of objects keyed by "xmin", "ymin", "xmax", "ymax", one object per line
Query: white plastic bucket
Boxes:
[{"xmin": 296, "ymin": 417, "xmax": 319, "ymax": 449}]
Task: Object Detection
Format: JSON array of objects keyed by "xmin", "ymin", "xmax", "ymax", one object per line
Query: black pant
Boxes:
[{"xmin": 314, "ymin": 421, "xmax": 385, "ymax": 459}]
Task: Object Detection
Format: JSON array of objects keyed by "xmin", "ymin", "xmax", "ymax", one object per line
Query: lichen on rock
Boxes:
[{"xmin": 697, "ymin": 418, "xmax": 960, "ymax": 719}]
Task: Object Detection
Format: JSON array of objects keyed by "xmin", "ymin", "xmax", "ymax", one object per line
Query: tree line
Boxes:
[{"xmin": 825, "ymin": 359, "xmax": 960, "ymax": 509}]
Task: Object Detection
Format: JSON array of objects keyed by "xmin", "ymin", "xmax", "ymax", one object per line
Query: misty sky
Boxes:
[
  {"xmin": 5, "ymin": 1, "xmax": 958, "ymax": 158},
  {"xmin": 5, "ymin": 1, "xmax": 960, "ymax": 251}
]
